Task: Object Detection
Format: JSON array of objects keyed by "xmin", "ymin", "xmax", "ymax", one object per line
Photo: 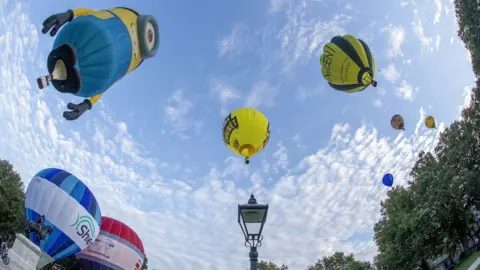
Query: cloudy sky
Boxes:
[{"xmin": 0, "ymin": 0, "xmax": 475, "ymax": 269}]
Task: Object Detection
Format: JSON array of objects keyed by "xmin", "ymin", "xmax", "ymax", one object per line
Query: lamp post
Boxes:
[{"xmin": 238, "ymin": 194, "xmax": 269, "ymax": 270}]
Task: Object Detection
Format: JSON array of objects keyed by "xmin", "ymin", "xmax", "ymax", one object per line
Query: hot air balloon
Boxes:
[
  {"xmin": 320, "ymin": 34, "xmax": 377, "ymax": 93},
  {"xmin": 382, "ymin": 173, "xmax": 394, "ymax": 187},
  {"xmin": 76, "ymin": 217, "xmax": 145, "ymax": 270},
  {"xmin": 36, "ymin": 7, "xmax": 160, "ymax": 121},
  {"xmin": 222, "ymin": 108, "xmax": 270, "ymax": 164},
  {"xmin": 425, "ymin": 116, "xmax": 436, "ymax": 129},
  {"xmin": 25, "ymin": 168, "xmax": 102, "ymax": 268},
  {"xmin": 391, "ymin": 114, "xmax": 405, "ymax": 130}
]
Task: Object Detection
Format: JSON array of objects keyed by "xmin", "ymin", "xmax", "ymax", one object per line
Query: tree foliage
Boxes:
[
  {"xmin": 454, "ymin": 0, "xmax": 480, "ymax": 75},
  {"xmin": 306, "ymin": 252, "xmax": 373, "ymax": 270},
  {"xmin": 257, "ymin": 260, "xmax": 288, "ymax": 270},
  {"xmin": 0, "ymin": 158, "xmax": 26, "ymax": 237}
]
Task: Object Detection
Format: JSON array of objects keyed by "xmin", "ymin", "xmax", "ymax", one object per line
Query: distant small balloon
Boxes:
[
  {"xmin": 425, "ymin": 116, "xmax": 436, "ymax": 129},
  {"xmin": 382, "ymin": 173, "xmax": 394, "ymax": 187},
  {"xmin": 391, "ymin": 114, "xmax": 405, "ymax": 131}
]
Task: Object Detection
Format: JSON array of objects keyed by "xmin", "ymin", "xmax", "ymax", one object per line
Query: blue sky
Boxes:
[{"xmin": 0, "ymin": 0, "xmax": 475, "ymax": 269}]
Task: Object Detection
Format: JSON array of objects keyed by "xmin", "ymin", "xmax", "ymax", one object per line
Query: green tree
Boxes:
[
  {"xmin": 454, "ymin": 0, "xmax": 480, "ymax": 74},
  {"xmin": 306, "ymin": 252, "xmax": 373, "ymax": 270},
  {"xmin": 258, "ymin": 260, "xmax": 288, "ymax": 270},
  {"xmin": 0, "ymin": 158, "xmax": 26, "ymax": 237},
  {"xmin": 373, "ymin": 186, "xmax": 425, "ymax": 270}
]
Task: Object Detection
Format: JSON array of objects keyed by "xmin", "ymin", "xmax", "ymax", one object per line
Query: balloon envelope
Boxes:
[
  {"xmin": 222, "ymin": 107, "xmax": 270, "ymax": 164},
  {"xmin": 391, "ymin": 114, "xmax": 405, "ymax": 130},
  {"xmin": 425, "ymin": 116, "xmax": 436, "ymax": 129},
  {"xmin": 320, "ymin": 34, "xmax": 377, "ymax": 93},
  {"xmin": 382, "ymin": 173, "xmax": 394, "ymax": 187},
  {"xmin": 25, "ymin": 168, "xmax": 102, "ymax": 260},
  {"xmin": 76, "ymin": 216, "xmax": 145, "ymax": 270}
]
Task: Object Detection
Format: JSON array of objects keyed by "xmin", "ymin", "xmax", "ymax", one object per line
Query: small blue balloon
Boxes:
[{"xmin": 382, "ymin": 173, "xmax": 394, "ymax": 187}]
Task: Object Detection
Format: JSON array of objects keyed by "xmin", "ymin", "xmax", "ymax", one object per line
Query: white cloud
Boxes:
[
  {"xmin": 433, "ymin": 0, "xmax": 442, "ymax": 24},
  {"xmin": 435, "ymin": 34, "xmax": 441, "ymax": 51},
  {"xmin": 277, "ymin": 1, "xmax": 354, "ymax": 70},
  {"xmin": 400, "ymin": 1, "xmax": 409, "ymax": 6},
  {"xmin": 211, "ymin": 81, "xmax": 241, "ymax": 116},
  {"xmin": 273, "ymin": 142, "xmax": 289, "ymax": 172},
  {"xmin": 395, "ymin": 80, "xmax": 418, "ymax": 101},
  {"xmin": 412, "ymin": 9, "xmax": 433, "ymax": 48},
  {"xmin": 445, "ymin": 5, "xmax": 450, "ymax": 16},
  {"xmin": 164, "ymin": 89, "xmax": 202, "ymax": 139},
  {"xmin": 269, "ymin": 0, "xmax": 287, "ymax": 13},
  {"xmin": 245, "ymin": 81, "xmax": 278, "ymax": 108},
  {"xmin": 382, "ymin": 63, "xmax": 400, "ymax": 83},
  {"xmin": 218, "ymin": 24, "xmax": 249, "ymax": 57},
  {"xmin": 373, "ymin": 99, "xmax": 383, "ymax": 108},
  {"xmin": 457, "ymin": 85, "xmax": 474, "ymax": 119},
  {"xmin": 293, "ymin": 134, "xmax": 307, "ymax": 150},
  {"xmin": 381, "ymin": 24, "xmax": 405, "ymax": 58},
  {"xmin": 372, "ymin": 87, "xmax": 387, "ymax": 108}
]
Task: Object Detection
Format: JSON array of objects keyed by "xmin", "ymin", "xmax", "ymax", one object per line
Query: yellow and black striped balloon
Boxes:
[{"xmin": 320, "ymin": 34, "xmax": 377, "ymax": 93}]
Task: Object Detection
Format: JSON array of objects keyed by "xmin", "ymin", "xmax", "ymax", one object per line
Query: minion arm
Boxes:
[
  {"xmin": 71, "ymin": 8, "xmax": 96, "ymax": 17},
  {"xmin": 88, "ymin": 93, "xmax": 103, "ymax": 108},
  {"xmin": 86, "ymin": 79, "xmax": 119, "ymax": 109}
]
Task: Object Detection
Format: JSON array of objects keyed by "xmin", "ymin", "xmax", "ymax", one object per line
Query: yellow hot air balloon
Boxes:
[
  {"xmin": 391, "ymin": 114, "xmax": 405, "ymax": 131},
  {"xmin": 222, "ymin": 108, "xmax": 270, "ymax": 164},
  {"xmin": 320, "ymin": 34, "xmax": 377, "ymax": 93},
  {"xmin": 425, "ymin": 116, "xmax": 436, "ymax": 129}
]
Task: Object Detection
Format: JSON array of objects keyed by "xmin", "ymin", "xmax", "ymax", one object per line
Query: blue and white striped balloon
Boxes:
[{"xmin": 25, "ymin": 168, "xmax": 102, "ymax": 260}]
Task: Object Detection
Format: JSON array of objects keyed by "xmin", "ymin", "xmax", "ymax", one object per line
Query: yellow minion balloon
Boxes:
[
  {"xmin": 320, "ymin": 34, "xmax": 377, "ymax": 93},
  {"xmin": 222, "ymin": 108, "xmax": 270, "ymax": 164},
  {"xmin": 425, "ymin": 116, "xmax": 436, "ymax": 129}
]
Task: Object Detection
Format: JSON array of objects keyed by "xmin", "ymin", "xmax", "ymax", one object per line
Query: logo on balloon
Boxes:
[
  {"xmin": 222, "ymin": 114, "xmax": 239, "ymax": 145},
  {"xmin": 70, "ymin": 213, "xmax": 96, "ymax": 245},
  {"xmin": 322, "ymin": 45, "xmax": 336, "ymax": 81}
]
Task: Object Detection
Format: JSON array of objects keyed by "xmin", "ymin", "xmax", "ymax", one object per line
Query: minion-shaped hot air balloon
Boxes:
[
  {"xmin": 222, "ymin": 108, "xmax": 270, "ymax": 164},
  {"xmin": 320, "ymin": 34, "xmax": 377, "ymax": 93},
  {"xmin": 37, "ymin": 7, "xmax": 160, "ymax": 120}
]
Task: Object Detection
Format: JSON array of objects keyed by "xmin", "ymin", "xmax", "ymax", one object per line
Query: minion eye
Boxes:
[
  {"xmin": 137, "ymin": 15, "xmax": 159, "ymax": 59},
  {"xmin": 144, "ymin": 22, "xmax": 155, "ymax": 51}
]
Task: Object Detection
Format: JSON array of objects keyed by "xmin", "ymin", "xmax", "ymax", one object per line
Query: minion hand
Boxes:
[
  {"xmin": 63, "ymin": 99, "xmax": 92, "ymax": 121},
  {"xmin": 42, "ymin": 10, "xmax": 74, "ymax": 37}
]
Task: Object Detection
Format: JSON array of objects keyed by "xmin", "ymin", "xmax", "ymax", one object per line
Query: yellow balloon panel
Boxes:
[
  {"xmin": 343, "ymin": 35, "xmax": 369, "ymax": 68},
  {"xmin": 321, "ymin": 43, "xmax": 362, "ymax": 86},
  {"xmin": 222, "ymin": 108, "xmax": 270, "ymax": 159}
]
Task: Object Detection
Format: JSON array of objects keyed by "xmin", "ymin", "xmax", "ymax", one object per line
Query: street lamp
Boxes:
[{"xmin": 238, "ymin": 194, "xmax": 269, "ymax": 270}]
